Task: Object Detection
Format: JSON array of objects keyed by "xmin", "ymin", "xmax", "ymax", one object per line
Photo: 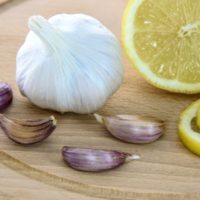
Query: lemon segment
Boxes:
[
  {"xmin": 179, "ymin": 99, "xmax": 200, "ymax": 155},
  {"xmin": 122, "ymin": 0, "xmax": 200, "ymax": 93}
]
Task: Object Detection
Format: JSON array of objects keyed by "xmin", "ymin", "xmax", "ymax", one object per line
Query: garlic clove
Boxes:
[
  {"xmin": 0, "ymin": 82, "xmax": 13, "ymax": 112},
  {"xmin": 0, "ymin": 114, "xmax": 56, "ymax": 145},
  {"xmin": 62, "ymin": 146, "xmax": 140, "ymax": 172},
  {"xmin": 94, "ymin": 113, "xmax": 164, "ymax": 144}
]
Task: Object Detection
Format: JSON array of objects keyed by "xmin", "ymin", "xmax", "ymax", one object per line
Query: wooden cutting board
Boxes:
[
  {"xmin": 0, "ymin": 0, "xmax": 200, "ymax": 199},
  {"xmin": 0, "ymin": 0, "xmax": 9, "ymax": 5}
]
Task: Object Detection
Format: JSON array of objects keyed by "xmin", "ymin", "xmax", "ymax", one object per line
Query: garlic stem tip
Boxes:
[
  {"xmin": 94, "ymin": 113, "xmax": 104, "ymax": 124},
  {"xmin": 28, "ymin": 15, "xmax": 49, "ymax": 34},
  {"xmin": 126, "ymin": 154, "xmax": 140, "ymax": 162},
  {"xmin": 50, "ymin": 115, "xmax": 57, "ymax": 126}
]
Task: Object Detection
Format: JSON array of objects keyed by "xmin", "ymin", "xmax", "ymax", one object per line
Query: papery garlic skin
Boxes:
[{"xmin": 16, "ymin": 14, "xmax": 123, "ymax": 113}]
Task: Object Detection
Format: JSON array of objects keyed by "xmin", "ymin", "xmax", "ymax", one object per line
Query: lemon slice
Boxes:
[
  {"xmin": 122, "ymin": 0, "xmax": 200, "ymax": 93},
  {"xmin": 196, "ymin": 106, "xmax": 200, "ymax": 129},
  {"xmin": 179, "ymin": 99, "xmax": 200, "ymax": 155}
]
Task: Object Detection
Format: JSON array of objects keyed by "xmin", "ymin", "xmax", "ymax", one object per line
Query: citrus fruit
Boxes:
[
  {"xmin": 122, "ymin": 0, "xmax": 200, "ymax": 93},
  {"xmin": 179, "ymin": 99, "xmax": 200, "ymax": 155}
]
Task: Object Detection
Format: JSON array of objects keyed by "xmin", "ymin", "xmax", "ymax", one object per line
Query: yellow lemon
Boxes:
[
  {"xmin": 179, "ymin": 99, "xmax": 200, "ymax": 155},
  {"xmin": 122, "ymin": 0, "xmax": 200, "ymax": 93}
]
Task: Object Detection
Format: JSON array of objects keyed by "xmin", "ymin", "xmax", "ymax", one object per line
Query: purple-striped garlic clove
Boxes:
[
  {"xmin": 94, "ymin": 114, "xmax": 164, "ymax": 144},
  {"xmin": 62, "ymin": 146, "xmax": 140, "ymax": 172},
  {"xmin": 0, "ymin": 114, "xmax": 57, "ymax": 145},
  {"xmin": 0, "ymin": 82, "xmax": 13, "ymax": 112}
]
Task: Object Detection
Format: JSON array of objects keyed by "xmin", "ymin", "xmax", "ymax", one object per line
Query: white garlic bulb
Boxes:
[{"xmin": 16, "ymin": 14, "xmax": 123, "ymax": 113}]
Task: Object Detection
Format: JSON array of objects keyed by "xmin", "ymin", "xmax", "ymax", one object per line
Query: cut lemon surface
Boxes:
[
  {"xmin": 122, "ymin": 0, "xmax": 200, "ymax": 93},
  {"xmin": 179, "ymin": 99, "xmax": 200, "ymax": 155}
]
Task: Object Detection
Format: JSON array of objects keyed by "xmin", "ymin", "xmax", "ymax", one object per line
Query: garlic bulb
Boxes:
[{"xmin": 16, "ymin": 14, "xmax": 123, "ymax": 113}]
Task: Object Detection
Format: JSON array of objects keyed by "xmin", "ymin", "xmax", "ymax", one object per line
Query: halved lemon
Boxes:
[
  {"xmin": 179, "ymin": 99, "xmax": 200, "ymax": 155},
  {"xmin": 122, "ymin": 0, "xmax": 200, "ymax": 93}
]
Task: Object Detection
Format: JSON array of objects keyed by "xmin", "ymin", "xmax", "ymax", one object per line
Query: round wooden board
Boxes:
[{"xmin": 0, "ymin": 0, "xmax": 200, "ymax": 199}]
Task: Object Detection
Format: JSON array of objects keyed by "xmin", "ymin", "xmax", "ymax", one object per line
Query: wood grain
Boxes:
[{"xmin": 0, "ymin": 0, "xmax": 200, "ymax": 199}]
